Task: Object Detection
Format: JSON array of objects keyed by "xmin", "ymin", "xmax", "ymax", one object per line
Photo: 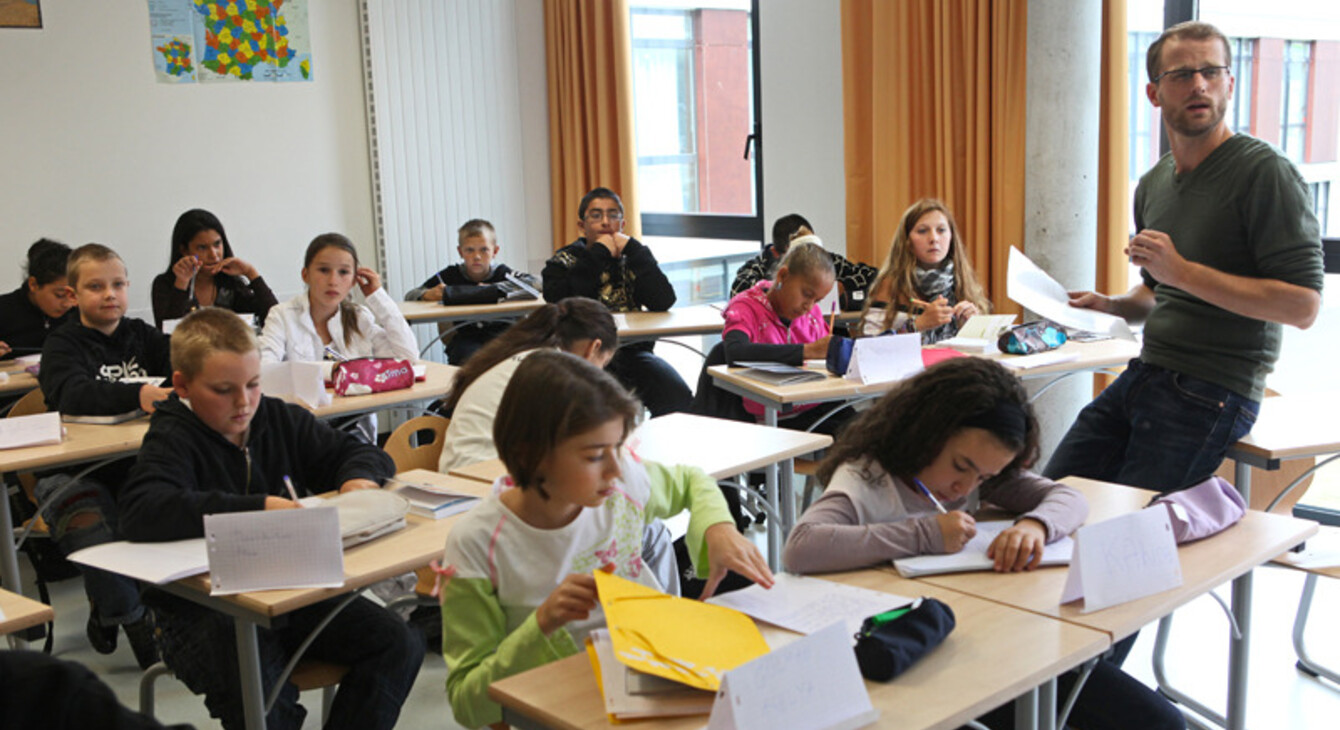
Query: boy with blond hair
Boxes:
[
  {"xmin": 36, "ymin": 242, "xmax": 171, "ymax": 667},
  {"xmin": 119, "ymin": 307, "xmax": 422, "ymax": 730},
  {"xmin": 404, "ymin": 218, "xmax": 539, "ymax": 364}
]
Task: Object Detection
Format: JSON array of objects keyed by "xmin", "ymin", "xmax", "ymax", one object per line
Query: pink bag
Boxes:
[
  {"xmin": 1149, "ymin": 475, "xmax": 1247, "ymax": 544},
  {"xmin": 331, "ymin": 358, "xmax": 414, "ymax": 396}
]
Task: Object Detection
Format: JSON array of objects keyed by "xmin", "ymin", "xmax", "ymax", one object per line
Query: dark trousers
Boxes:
[
  {"xmin": 150, "ymin": 593, "xmax": 424, "ymax": 730},
  {"xmin": 1044, "ymin": 360, "xmax": 1259, "ymax": 494},
  {"xmin": 607, "ymin": 342, "xmax": 692, "ymax": 417}
]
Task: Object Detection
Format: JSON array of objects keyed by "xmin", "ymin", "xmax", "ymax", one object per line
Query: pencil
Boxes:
[
  {"xmin": 284, "ymin": 475, "xmax": 304, "ymax": 506},
  {"xmin": 828, "ymin": 301, "xmax": 838, "ymax": 333}
]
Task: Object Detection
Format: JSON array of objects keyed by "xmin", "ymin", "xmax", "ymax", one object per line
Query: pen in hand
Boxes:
[
  {"xmin": 284, "ymin": 475, "xmax": 304, "ymax": 507},
  {"xmin": 912, "ymin": 477, "xmax": 948, "ymax": 514}
]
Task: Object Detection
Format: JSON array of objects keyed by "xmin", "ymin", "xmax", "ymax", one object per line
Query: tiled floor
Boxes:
[{"xmin": 14, "ymin": 543, "xmax": 1339, "ymax": 729}]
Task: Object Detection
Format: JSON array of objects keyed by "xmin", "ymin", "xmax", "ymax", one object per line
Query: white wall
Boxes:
[
  {"xmin": 0, "ymin": 1, "xmax": 375, "ymax": 319},
  {"xmin": 758, "ymin": 0, "xmax": 847, "ymax": 255}
]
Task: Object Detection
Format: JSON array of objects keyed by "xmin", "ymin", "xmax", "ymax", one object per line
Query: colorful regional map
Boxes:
[{"xmin": 148, "ymin": 0, "xmax": 312, "ymax": 84}]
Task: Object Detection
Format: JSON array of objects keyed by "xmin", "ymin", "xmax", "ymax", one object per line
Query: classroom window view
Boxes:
[
  {"xmin": 1130, "ymin": 0, "xmax": 1340, "ymax": 517},
  {"xmin": 629, "ymin": 0, "xmax": 756, "ymax": 217}
]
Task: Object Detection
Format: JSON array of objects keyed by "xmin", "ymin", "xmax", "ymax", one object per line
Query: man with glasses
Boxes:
[
  {"xmin": 543, "ymin": 186, "xmax": 692, "ymax": 416},
  {"xmin": 1046, "ymin": 20, "xmax": 1324, "ymax": 496}
]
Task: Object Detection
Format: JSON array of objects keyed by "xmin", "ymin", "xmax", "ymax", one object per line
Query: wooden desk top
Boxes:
[
  {"xmin": 0, "ymin": 588, "xmax": 54, "ymax": 636},
  {"xmin": 448, "ymin": 413, "xmax": 833, "ymax": 485},
  {"xmin": 0, "ymin": 363, "xmax": 457, "ymax": 474},
  {"xmin": 915, "ymin": 478, "xmax": 1318, "ymax": 641},
  {"xmin": 399, "ymin": 298, "xmax": 544, "ymax": 325},
  {"xmin": 617, "ymin": 305, "xmax": 725, "ymax": 340},
  {"xmin": 1228, "ymin": 393, "xmax": 1340, "ymax": 463},
  {"xmin": 709, "ymin": 338, "xmax": 1140, "ymax": 408},
  {"xmin": 173, "ymin": 469, "xmax": 488, "ymax": 621},
  {"xmin": 489, "ymin": 570, "xmax": 1111, "ymax": 730},
  {"xmin": 0, "ymin": 369, "xmax": 39, "ymax": 396}
]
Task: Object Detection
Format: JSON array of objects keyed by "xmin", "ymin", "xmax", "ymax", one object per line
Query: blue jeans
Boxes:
[
  {"xmin": 149, "ymin": 593, "xmax": 424, "ymax": 730},
  {"xmin": 34, "ymin": 474, "xmax": 145, "ymax": 626},
  {"xmin": 1043, "ymin": 360, "xmax": 1259, "ymax": 494}
]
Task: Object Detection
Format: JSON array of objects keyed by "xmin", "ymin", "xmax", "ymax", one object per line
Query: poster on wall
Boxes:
[
  {"xmin": 0, "ymin": 0, "xmax": 42, "ymax": 29},
  {"xmin": 148, "ymin": 0, "xmax": 312, "ymax": 84}
]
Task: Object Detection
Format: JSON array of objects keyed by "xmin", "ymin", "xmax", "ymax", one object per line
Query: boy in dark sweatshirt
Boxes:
[
  {"xmin": 541, "ymin": 186, "xmax": 691, "ymax": 416},
  {"xmin": 403, "ymin": 218, "xmax": 539, "ymax": 365},
  {"xmin": 118, "ymin": 307, "xmax": 422, "ymax": 730},
  {"xmin": 36, "ymin": 243, "xmax": 171, "ymax": 668}
]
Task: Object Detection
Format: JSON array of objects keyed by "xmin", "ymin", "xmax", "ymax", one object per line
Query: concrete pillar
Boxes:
[{"xmin": 1024, "ymin": 0, "xmax": 1103, "ymax": 462}]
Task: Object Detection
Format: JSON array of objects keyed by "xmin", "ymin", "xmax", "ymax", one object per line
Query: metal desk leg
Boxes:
[
  {"xmin": 1038, "ymin": 677, "xmax": 1057, "ymax": 730},
  {"xmin": 236, "ymin": 618, "xmax": 268, "ymax": 730},
  {"xmin": 1293, "ymin": 573, "xmax": 1340, "ymax": 683},
  {"xmin": 1152, "ymin": 459, "xmax": 1254, "ymax": 729},
  {"xmin": 779, "ymin": 456, "xmax": 796, "ymax": 544},
  {"xmin": 1014, "ymin": 686, "xmax": 1039, "ymax": 730},
  {"xmin": 0, "ymin": 486, "xmax": 23, "ymax": 595},
  {"xmin": 762, "ymin": 406, "xmax": 781, "ymax": 572}
]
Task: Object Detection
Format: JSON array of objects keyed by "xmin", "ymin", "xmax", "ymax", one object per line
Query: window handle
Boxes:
[{"xmin": 743, "ymin": 133, "xmax": 756, "ymax": 161}]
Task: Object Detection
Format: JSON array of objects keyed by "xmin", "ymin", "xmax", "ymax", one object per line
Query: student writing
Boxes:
[
  {"xmin": 784, "ymin": 358, "xmax": 1183, "ymax": 730},
  {"xmin": 0, "ymin": 238, "xmax": 75, "ymax": 360},
  {"xmin": 151, "ymin": 208, "xmax": 278, "ymax": 329},
  {"xmin": 439, "ymin": 351, "xmax": 773, "ymax": 728},
  {"xmin": 859, "ymin": 198, "xmax": 991, "ymax": 343},
  {"xmin": 119, "ymin": 307, "xmax": 422, "ymax": 730},
  {"xmin": 403, "ymin": 218, "xmax": 540, "ymax": 365},
  {"xmin": 36, "ymin": 243, "xmax": 171, "ymax": 668}
]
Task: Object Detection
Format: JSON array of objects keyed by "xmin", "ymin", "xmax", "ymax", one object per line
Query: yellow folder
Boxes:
[{"xmin": 595, "ymin": 570, "xmax": 770, "ymax": 691}]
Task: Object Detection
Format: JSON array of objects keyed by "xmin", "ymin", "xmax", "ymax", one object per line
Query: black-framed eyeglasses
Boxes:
[
  {"xmin": 1153, "ymin": 65, "xmax": 1230, "ymax": 86},
  {"xmin": 585, "ymin": 209, "xmax": 623, "ymax": 222}
]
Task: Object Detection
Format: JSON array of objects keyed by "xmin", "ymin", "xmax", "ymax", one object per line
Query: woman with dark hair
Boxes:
[
  {"xmin": 0, "ymin": 238, "xmax": 76, "ymax": 359},
  {"xmin": 150, "ymin": 208, "xmax": 278, "ymax": 328},
  {"xmin": 438, "ymin": 297, "xmax": 618, "ymax": 472}
]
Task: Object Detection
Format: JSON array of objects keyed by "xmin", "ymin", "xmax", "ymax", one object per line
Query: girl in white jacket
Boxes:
[{"xmin": 260, "ymin": 233, "xmax": 417, "ymax": 364}]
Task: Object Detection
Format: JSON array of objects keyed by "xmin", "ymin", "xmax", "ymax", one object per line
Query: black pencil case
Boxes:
[{"xmin": 853, "ymin": 597, "xmax": 956, "ymax": 681}]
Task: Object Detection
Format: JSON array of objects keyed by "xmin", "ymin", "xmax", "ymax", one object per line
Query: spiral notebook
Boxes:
[{"xmin": 203, "ymin": 507, "xmax": 345, "ymax": 595}]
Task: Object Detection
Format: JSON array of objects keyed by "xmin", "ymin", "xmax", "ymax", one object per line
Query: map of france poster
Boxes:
[{"xmin": 149, "ymin": 0, "xmax": 312, "ymax": 84}]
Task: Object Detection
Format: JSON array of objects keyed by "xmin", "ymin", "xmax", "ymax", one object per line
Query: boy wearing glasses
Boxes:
[
  {"xmin": 542, "ymin": 186, "xmax": 691, "ymax": 416},
  {"xmin": 1047, "ymin": 20, "xmax": 1323, "ymax": 496}
]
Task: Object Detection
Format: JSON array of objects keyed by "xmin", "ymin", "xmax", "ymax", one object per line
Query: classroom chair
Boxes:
[
  {"xmin": 3, "ymin": 386, "xmax": 59, "ymax": 651},
  {"xmin": 382, "ymin": 415, "xmax": 452, "ymax": 602},
  {"xmin": 1272, "ymin": 526, "xmax": 1340, "ymax": 686},
  {"xmin": 139, "ymin": 658, "xmax": 347, "ymax": 723}
]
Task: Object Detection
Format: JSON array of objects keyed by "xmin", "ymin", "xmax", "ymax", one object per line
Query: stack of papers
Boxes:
[
  {"xmin": 893, "ymin": 520, "xmax": 1074, "ymax": 577},
  {"xmin": 60, "ymin": 410, "xmax": 146, "ymax": 425},
  {"xmin": 69, "ymin": 539, "xmax": 210, "ymax": 584},
  {"xmin": 0, "ymin": 412, "xmax": 62, "ymax": 449},
  {"xmin": 387, "ymin": 477, "xmax": 480, "ymax": 520},
  {"xmin": 735, "ymin": 361, "xmax": 827, "ymax": 386},
  {"xmin": 707, "ymin": 573, "xmax": 914, "ymax": 638}
]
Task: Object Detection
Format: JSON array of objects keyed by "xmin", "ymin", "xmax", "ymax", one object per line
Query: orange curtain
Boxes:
[
  {"xmin": 544, "ymin": 0, "xmax": 641, "ymax": 250},
  {"xmin": 842, "ymin": 0, "xmax": 1027, "ymax": 315},
  {"xmin": 1098, "ymin": 0, "xmax": 1130, "ymax": 298}
]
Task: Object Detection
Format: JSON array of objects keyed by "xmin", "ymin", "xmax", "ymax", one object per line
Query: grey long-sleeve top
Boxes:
[{"xmin": 783, "ymin": 458, "xmax": 1088, "ymax": 574}]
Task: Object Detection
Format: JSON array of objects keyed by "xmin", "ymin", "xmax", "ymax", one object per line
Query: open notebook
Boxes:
[{"xmin": 893, "ymin": 520, "xmax": 1074, "ymax": 577}]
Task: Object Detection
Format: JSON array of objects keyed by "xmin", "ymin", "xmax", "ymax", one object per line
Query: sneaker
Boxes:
[
  {"xmin": 86, "ymin": 611, "xmax": 118, "ymax": 655},
  {"xmin": 123, "ymin": 614, "xmax": 161, "ymax": 670}
]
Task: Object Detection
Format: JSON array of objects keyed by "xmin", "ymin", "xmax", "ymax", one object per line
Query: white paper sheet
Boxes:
[
  {"xmin": 707, "ymin": 622, "xmax": 879, "ymax": 730},
  {"xmin": 844, "ymin": 333, "xmax": 922, "ymax": 384},
  {"xmin": 261, "ymin": 361, "xmax": 331, "ymax": 408},
  {"xmin": 956, "ymin": 313, "xmax": 1018, "ymax": 340},
  {"xmin": 69, "ymin": 539, "xmax": 210, "ymax": 584},
  {"xmin": 0, "ymin": 412, "xmax": 62, "ymax": 450},
  {"xmin": 1061, "ymin": 507, "xmax": 1182, "ymax": 612},
  {"xmin": 894, "ymin": 520, "xmax": 1074, "ymax": 577},
  {"xmin": 1007, "ymin": 247, "xmax": 1135, "ymax": 340},
  {"xmin": 204, "ymin": 507, "xmax": 345, "ymax": 595},
  {"xmin": 707, "ymin": 573, "xmax": 914, "ymax": 637}
]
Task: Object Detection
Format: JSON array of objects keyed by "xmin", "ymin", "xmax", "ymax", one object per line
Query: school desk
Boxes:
[
  {"xmin": 1150, "ymin": 392, "xmax": 1340, "ymax": 727},
  {"xmin": 909, "ymin": 477, "xmax": 1318, "ymax": 730},
  {"xmin": 0, "ymin": 587, "xmax": 54, "ymax": 641},
  {"xmin": 0, "ymin": 365, "xmax": 457, "ymax": 616},
  {"xmin": 0, "ymin": 358, "xmax": 38, "ymax": 396},
  {"xmin": 139, "ymin": 469, "xmax": 489, "ymax": 730},
  {"xmin": 447, "ymin": 413, "xmax": 833, "ymax": 571},
  {"xmin": 397, "ymin": 297, "xmax": 545, "ymax": 326},
  {"xmin": 488, "ymin": 569, "xmax": 1112, "ymax": 730}
]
